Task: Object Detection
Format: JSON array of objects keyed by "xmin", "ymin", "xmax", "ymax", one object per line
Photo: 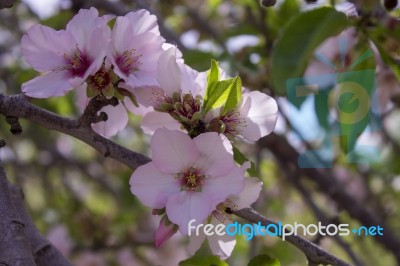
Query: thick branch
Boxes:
[
  {"xmin": 9, "ymin": 185, "xmax": 73, "ymax": 266},
  {"xmin": 0, "ymin": 157, "xmax": 35, "ymax": 265}
]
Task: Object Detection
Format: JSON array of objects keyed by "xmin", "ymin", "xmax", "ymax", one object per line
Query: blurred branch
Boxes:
[
  {"xmin": 0, "ymin": 93, "xmax": 352, "ymax": 266},
  {"xmin": 0, "ymin": 0, "xmax": 15, "ymax": 10},
  {"xmin": 233, "ymin": 208, "xmax": 352, "ymax": 266},
  {"xmin": 276, "ymin": 159, "xmax": 365, "ymax": 266},
  {"xmin": 259, "ymin": 132, "xmax": 400, "ymax": 263}
]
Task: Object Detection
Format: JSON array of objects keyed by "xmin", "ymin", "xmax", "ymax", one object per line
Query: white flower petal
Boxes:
[
  {"xmin": 208, "ymin": 215, "xmax": 236, "ymax": 260},
  {"xmin": 22, "ymin": 71, "xmax": 73, "ymax": 98},
  {"xmin": 125, "ymin": 9, "xmax": 160, "ymax": 35},
  {"xmin": 21, "ymin": 25, "xmax": 75, "ymax": 72},
  {"xmin": 130, "ymin": 162, "xmax": 180, "ymax": 209},
  {"xmin": 202, "ymin": 166, "xmax": 245, "ymax": 205},
  {"xmin": 193, "ymin": 132, "xmax": 234, "ymax": 176},
  {"xmin": 230, "ymin": 177, "xmax": 263, "ymax": 210},
  {"xmin": 166, "ymin": 191, "xmax": 213, "ymax": 235},
  {"xmin": 151, "ymin": 129, "xmax": 199, "ymax": 173},
  {"xmin": 157, "ymin": 48, "xmax": 182, "ymax": 96},
  {"xmin": 187, "ymin": 226, "xmax": 207, "ymax": 256},
  {"xmin": 240, "ymin": 91, "xmax": 278, "ymax": 141},
  {"xmin": 141, "ymin": 111, "xmax": 182, "ymax": 135},
  {"xmin": 91, "ymin": 102, "xmax": 129, "ymax": 137}
]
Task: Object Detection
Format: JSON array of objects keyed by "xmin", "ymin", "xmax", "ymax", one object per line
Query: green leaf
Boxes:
[
  {"xmin": 179, "ymin": 255, "xmax": 228, "ymax": 266},
  {"xmin": 270, "ymin": 7, "xmax": 349, "ymax": 95},
  {"xmin": 203, "ymin": 77, "xmax": 243, "ymax": 114},
  {"xmin": 248, "ymin": 255, "xmax": 280, "ymax": 266},
  {"xmin": 205, "ymin": 59, "xmax": 220, "ymax": 101},
  {"xmin": 203, "ymin": 60, "xmax": 243, "ymax": 114},
  {"xmin": 223, "ymin": 76, "xmax": 242, "ymax": 113},
  {"xmin": 233, "ymin": 146, "xmax": 258, "ymax": 177}
]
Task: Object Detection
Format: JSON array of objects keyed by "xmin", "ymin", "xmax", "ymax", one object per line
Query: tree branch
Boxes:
[
  {"xmin": 0, "ymin": 94, "xmax": 151, "ymax": 170},
  {"xmin": 8, "ymin": 185, "xmax": 73, "ymax": 266},
  {"xmin": 259, "ymin": 133, "xmax": 400, "ymax": 263},
  {"xmin": 233, "ymin": 208, "xmax": 352, "ymax": 266},
  {"xmin": 0, "ymin": 156, "xmax": 35, "ymax": 266},
  {"xmin": 0, "ymin": 93, "xmax": 352, "ymax": 265},
  {"xmin": 0, "ymin": 0, "xmax": 15, "ymax": 10}
]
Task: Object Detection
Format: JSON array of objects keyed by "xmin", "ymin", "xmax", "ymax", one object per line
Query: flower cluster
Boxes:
[
  {"xmin": 21, "ymin": 7, "xmax": 278, "ymax": 260},
  {"xmin": 22, "ymin": 7, "xmax": 165, "ymax": 136}
]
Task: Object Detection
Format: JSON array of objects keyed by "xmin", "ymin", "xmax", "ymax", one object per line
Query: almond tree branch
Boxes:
[
  {"xmin": 259, "ymin": 133, "xmax": 400, "ymax": 263},
  {"xmin": 233, "ymin": 208, "xmax": 352, "ymax": 266},
  {"xmin": 0, "ymin": 94, "xmax": 151, "ymax": 170},
  {"xmin": 0, "ymin": 93, "xmax": 351, "ymax": 265},
  {"xmin": 8, "ymin": 185, "xmax": 73, "ymax": 266},
  {"xmin": 0, "ymin": 155, "xmax": 35, "ymax": 266}
]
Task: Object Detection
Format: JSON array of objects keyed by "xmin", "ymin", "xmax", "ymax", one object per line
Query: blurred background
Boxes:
[{"xmin": 1, "ymin": 0, "xmax": 400, "ymax": 265}]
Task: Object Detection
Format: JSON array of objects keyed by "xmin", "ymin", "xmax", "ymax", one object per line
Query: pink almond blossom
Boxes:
[
  {"xmin": 73, "ymin": 9, "xmax": 165, "ymax": 137},
  {"xmin": 22, "ymin": 7, "xmax": 111, "ymax": 98},
  {"xmin": 107, "ymin": 9, "xmax": 165, "ymax": 88},
  {"xmin": 206, "ymin": 90, "xmax": 278, "ymax": 141},
  {"xmin": 188, "ymin": 176, "xmax": 263, "ymax": 259},
  {"xmin": 130, "ymin": 128, "xmax": 245, "ymax": 234}
]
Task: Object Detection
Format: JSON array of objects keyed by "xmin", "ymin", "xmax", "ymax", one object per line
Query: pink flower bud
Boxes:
[{"xmin": 155, "ymin": 215, "xmax": 177, "ymax": 248}]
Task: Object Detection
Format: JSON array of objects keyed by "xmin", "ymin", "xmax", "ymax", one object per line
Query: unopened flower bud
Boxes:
[{"xmin": 155, "ymin": 215, "xmax": 178, "ymax": 248}]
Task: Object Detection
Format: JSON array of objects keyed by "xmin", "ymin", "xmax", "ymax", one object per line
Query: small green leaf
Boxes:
[
  {"xmin": 223, "ymin": 76, "xmax": 242, "ymax": 113},
  {"xmin": 248, "ymin": 255, "xmax": 280, "ymax": 266},
  {"xmin": 179, "ymin": 255, "xmax": 228, "ymax": 266},
  {"xmin": 203, "ymin": 77, "xmax": 243, "ymax": 114},
  {"xmin": 233, "ymin": 146, "xmax": 258, "ymax": 177},
  {"xmin": 271, "ymin": 7, "xmax": 349, "ymax": 95},
  {"xmin": 205, "ymin": 59, "xmax": 221, "ymax": 101}
]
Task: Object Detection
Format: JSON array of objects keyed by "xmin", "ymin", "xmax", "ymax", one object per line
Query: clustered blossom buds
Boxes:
[{"xmin": 21, "ymin": 7, "xmax": 279, "ymax": 260}]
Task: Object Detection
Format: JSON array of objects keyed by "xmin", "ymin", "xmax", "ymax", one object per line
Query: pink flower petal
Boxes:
[
  {"xmin": 202, "ymin": 166, "xmax": 245, "ymax": 205},
  {"xmin": 229, "ymin": 177, "xmax": 263, "ymax": 210},
  {"xmin": 187, "ymin": 224, "xmax": 207, "ymax": 256},
  {"xmin": 141, "ymin": 111, "xmax": 182, "ymax": 135},
  {"xmin": 91, "ymin": 102, "xmax": 128, "ymax": 137},
  {"xmin": 123, "ymin": 97, "xmax": 152, "ymax": 116},
  {"xmin": 22, "ymin": 71, "xmax": 73, "ymax": 98},
  {"xmin": 208, "ymin": 215, "xmax": 236, "ymax": 260},
  {"xmin": 132, "ymin": 85, "xmax": 164, "ymax": 107},
  {"xmin": 151, "ymin": 129, "xmax": 199, "ymax": 174},
  {"xmin": 166, "ymin": 191, "xmax": 213, "ymax": 235},
  {"xmin": 130, "ymin": 162, "xmax": 179, "ymax": 209},
  {"xmin": 125, "ymin": 9, "xmax": 160, "ymax": 35},
  {"xmin": 193, "ymin": 132, "xmax": 234, "ymax": 177},
  {"xmin": 157, "ymin": 48, "xmax": 181, "ymax": 96},
  {"xmin": 74, "ymin": 83, "xmax": 89, "ymax": 111},
  {"xmin": 240, "ymin": 91, "xmax": 278, "ymax": 141},
  {"xmin": 66, "ymin": 7, "xmax": 103, "ymax": 50},
  {"xmin": 21, "ymin": 25, "xmax": 75, "ymax": 72}
]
